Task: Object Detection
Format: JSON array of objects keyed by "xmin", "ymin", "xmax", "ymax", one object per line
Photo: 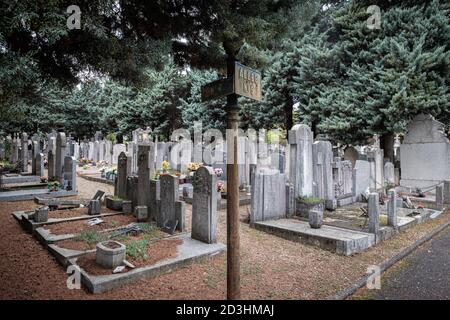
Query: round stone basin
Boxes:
[{"xmin": 96, "ymin": 240, "xmax": 126, "ymax": 268}]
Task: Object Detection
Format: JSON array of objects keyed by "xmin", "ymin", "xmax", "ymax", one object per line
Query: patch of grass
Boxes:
[
  {"xmin": 75, "ymin": 231, "xmax": 108, "ymax": 249},
  {"xmin": 297, "ymin": 196, "xmax": 323, "ymax": 205},
  {"xmin": 126, "ymin": 239, "xmax": 150, "ymax": 261},
  {"xmin": 109, "ymin": 220, "xmax": 120, "ymax": 228},
  {"xmin": 136, "ymin": 223, "xmax": 157, "ymax": 239}
]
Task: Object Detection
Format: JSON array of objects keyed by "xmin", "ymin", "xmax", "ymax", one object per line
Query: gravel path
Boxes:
[{"xmin": 352, "ymin": 226, "xmax": 450, "ymax": 300}]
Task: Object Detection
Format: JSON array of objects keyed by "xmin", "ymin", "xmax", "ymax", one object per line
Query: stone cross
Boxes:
[
  {"xmin": 116, "ymin": 151, "xmax": 131, "ymax": 199},
  {"xmin": 192, "ymin": 166, "xmax": 218, "ymax": 243}
]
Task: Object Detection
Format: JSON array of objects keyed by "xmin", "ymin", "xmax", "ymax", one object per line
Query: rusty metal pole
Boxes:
[{"xmin": 226, "ymin": 54, "xmax": 240, "ymax": 300}]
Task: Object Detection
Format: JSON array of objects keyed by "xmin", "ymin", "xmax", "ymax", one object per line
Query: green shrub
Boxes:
[
  {"xmin": 126, "ymin": 239, "xmax": 150, "ymax": 261},
  {"xmin": 75, "ymin": 231, "xmax": 108, "ymax": 248}
]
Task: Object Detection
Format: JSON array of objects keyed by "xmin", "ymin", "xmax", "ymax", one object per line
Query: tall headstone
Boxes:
[
  {"xmin": 384, "ymin": 162, "xmax": 395, "ymax": 185},
  {"xmin": 36, "ymin": 153, "xmax": 44, "ymax": 177},
  {"xmin": 368, "ymin": 193, "xmax": 380, "ymax": 236},
  {"xmin": 387, "ymin": 189, "xmax": 397, "ymax": 227},
  {"xmin": 47, "ymin": 137, "xmax": 56, "ymax": 179},
  {"xmin": 149, "ymin": 179, "xmax": 161, "ymax": 221},
  {"xmin": 192, "ymin": 166, "xmax": 218, "ymax": 243},
  {"xmin": 137, "ymin": 144, "xmax": 151, "ymax": 207},
  {"xmin": 116, "ymin": 152, "xmax": 131, "ymax": 199},
  {"xmin": 288, "ymin": 124, "xmax": 314, "ymax": 198},
  {"xmin": 443, "ymin": 180, "xmax": 450, "ymax": 205},
  {"xmin": 55, "ymin": 132, "xmax": 67, "ymax": 183},
  {"xmin": 158, "ymin": 175, "xmax": 184, "ymax": 231},
  {"xmin": 354, "ymin": 160, "xmax": 371, "ymax": 201},
  {"xmin": 63, "ymin": 156, "xmax": 77, "ymax": 191},
  {"xmin": 21, "ymin": 133, "xmax": 28, "ymax": 172},
  {"xmin": 31, "ymin": 140, "xmax": 40, "ymax": 175},
  {"xmin": 436, "ymin": 185, "xmax": 444, "ymax": 210},
  {"xmin": 313, "ymin": 140, "xmax": 336, "ymax": 210}
]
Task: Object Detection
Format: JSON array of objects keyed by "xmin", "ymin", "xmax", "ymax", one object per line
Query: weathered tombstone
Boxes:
[
  {"xmin": 112, "ymin": 144, "xmax": 127, "ymax": 165},
  {"xmin": 88, "ymin": 199, "xmax": 101, "ymax": 215},
  {"xmin": 34, "ymin": 206, "xmax": 49, "ymax": 223},
  {"xmin": 137, "ymin": 144, "xmax": 150, "ymax": 207},
  {"xmin": 192, "ymin": 166, "xmax": 218, "ymax": 243},
  {"xmin": 436, "ymin": 185, "xmax": 444, "ymax": 210},
  {"xmin": 63, "ymin": 156, "xmax": 77, "ymax": 191},
  {"xmin": 134, "ymin": 206, "xmax": 148, "ymax": 222},
  {"xmin": 387, "ymin": 190, "xmax": 397, "ymax": 227},
  {"xmin": 288, "ymin": 124, "xmax": 314, "ymax": 198},
  {"xmin": 158, "ymin": 175, "xmax": 184, "ymax": 231},
  {"xmin": 149, "ymin": 179, "xmax": 161, "ymax": 221},
  {"xmin": 55, "ymin": 132, "xmax": 67, "ymax": 183},
  {"xmin": 36, "ymin": 153, "xmax": 44, "ymax": 177},
  {"xmin": 354, "ymin": 160, "xmax": 371, "ymax": 201},
  {"xmin": 384, "ymin": 162, "xmax": 395, "ymax": 185},
  {"xmin": 250, "ymin": 168, "xmax": 287, "ymax": 223},
  {"xmin": 285, "ymin": 183, "xmax": 295, "ymax": 217},
  {"xmin": 368, "ymin": 148, "xmax": 384, "ymax": 192},
  {"xmin": 443, "ymin": 180, "xmax": 450, "ymax": 205},
  {"xmin": 116, "ymin": 152, "xmax": 131, "ymax": 199},
  {"xmin": 126, "ymin": 176, "xmax": 139, "ymax": 210},
  {"xmin": 368, "ymin": 193, "xmax": 380, "ymax": 236},
  {"xmin": 47, "ymin": 137, "xmax": 56, "ymax": 179},
  {"xmin": 332, "ymin": 158, "xmax": 354, "ymax": 206},
  {"xmin": 21, "ymin": 133, "xmax": 28, "ymax": 172},
  {"xmin": 401, "ymin": 114, "xmax": 450, "ymax": 189},
  {"xmin": 313, "ymin": 140, "xmax": 336, "ymax": 210},
  {"xmin": 31, "ymin": 140, "xmax": 40, "ymax": 175}
]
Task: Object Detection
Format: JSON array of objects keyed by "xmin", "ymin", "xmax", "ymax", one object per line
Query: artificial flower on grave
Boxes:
[
  {"xmin": 214, "ymin": 167, "xmax": 223, "ymax": 177},
  {"xmin": 187, "ymin": 162, "xmax": 202, "ymax": 172},
  {"xmin": 47, "ymin": 180, "xmax": 61, "ymax": 192},
  {"xmin": 161, "ymin": 160, "xmax": 171, "ymax": 172}
]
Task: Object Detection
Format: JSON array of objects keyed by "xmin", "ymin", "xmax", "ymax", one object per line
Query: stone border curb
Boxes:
[{"xmin": 327, "ymin": 218, "xmax": 450, "ymax": 300}]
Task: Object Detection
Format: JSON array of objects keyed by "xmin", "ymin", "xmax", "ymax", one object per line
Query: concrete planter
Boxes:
[
  {"xmin": 96, "ymin": 240, "xmax": 126, "ymax": 268},
  {"xmin": 309, "ymin": 210, "xmax": 323, "ymax": 229},
  {"xmin": 105, "ymin": 196, "xmax": 123, "ymax": 211},
  {"xmin": 296, "ymin": 200, "xmax": 324, "ymax": 218}
]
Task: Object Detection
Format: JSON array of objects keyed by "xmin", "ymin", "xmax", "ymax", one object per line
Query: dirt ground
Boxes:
[{"xmin": 0, "ymin": 176, "xmax": 449, "ymax": 300}]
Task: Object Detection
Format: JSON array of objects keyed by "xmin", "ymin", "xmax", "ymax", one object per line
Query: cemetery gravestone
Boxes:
[
  {"xmin": 116, "ymin": 152, "xmax": 131, "ymax": 199},
  {"xmin": 313, "ymin": 140, "xmax": 336, "ymax": 210},
  {"xmin": 288, "ymin": 124, "xmax": 314, "ymax": 199},
  {"xmin": 401, "ymin": 114, "xmax": 450, "ymax": 189},
  {"xmin": 192, "ymin": 166, "xmax": 218, "ymax": 243},
  {"xmin": 55, "ymin": 133, "xmax": 67, "ymax": 184}
]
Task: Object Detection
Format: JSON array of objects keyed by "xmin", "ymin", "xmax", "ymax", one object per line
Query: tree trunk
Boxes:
[
  {"xmin": 380, "ymin": 133, "xmax": 394, "ymax": 163},
  {"xmin": 284, "ymin": 103, "xmax": 293, "ymax": 137}
]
